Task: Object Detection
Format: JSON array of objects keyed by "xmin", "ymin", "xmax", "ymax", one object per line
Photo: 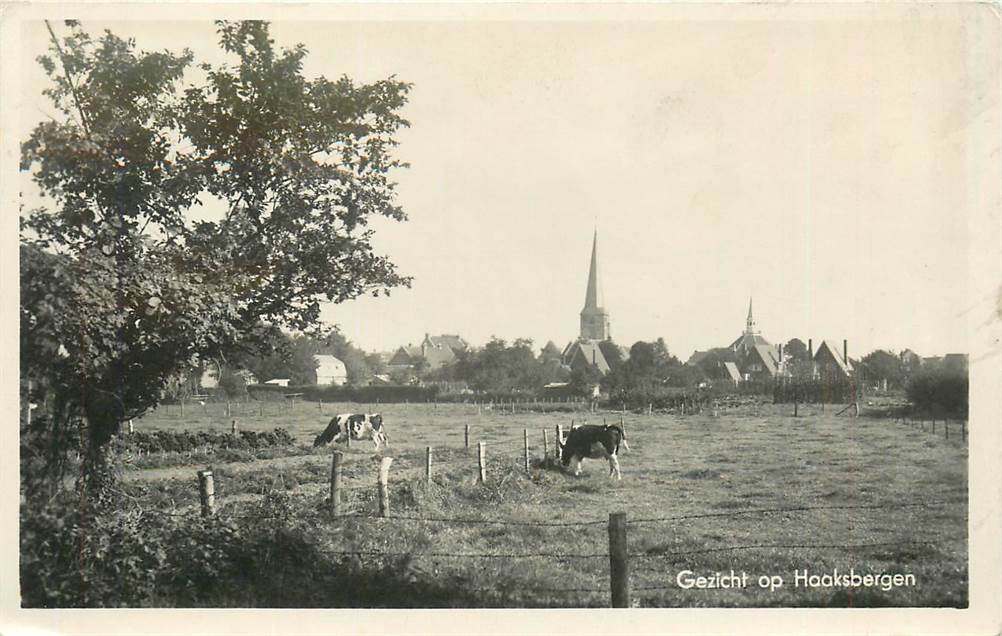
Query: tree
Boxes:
[
  {"xmin": 785, "ymin": 338, "xmax": 809, "ymax": 363},
  {"xmin": 21, "ymin": 21, "xmax": 412, "ymax": 499},
  {"xmin": 569, "ymin": 362, "xmax": 603, "ymax": 398},
  {"xmin": 860, "ymin": 350, "xmax": 905, "ymax": 390}
]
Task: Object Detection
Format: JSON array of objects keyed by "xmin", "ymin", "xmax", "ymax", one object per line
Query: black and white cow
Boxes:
[
  {"xmin": 313, "ymin": 413, "xmax": 388, "ymax": 450},
  {"xmin": 557, "ymin": 424, "xmax": 628, "ymax": 479}
]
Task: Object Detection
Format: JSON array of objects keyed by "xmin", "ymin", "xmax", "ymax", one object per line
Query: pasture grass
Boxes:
[{"xmin": 125, "ymin": 401, "xmax": 968, "ymax": 608}]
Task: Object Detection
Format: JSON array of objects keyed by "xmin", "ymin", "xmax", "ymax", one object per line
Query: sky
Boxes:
[{"xmin": 17, "ymin": 10, "xmax": 988, "ymax": 359}]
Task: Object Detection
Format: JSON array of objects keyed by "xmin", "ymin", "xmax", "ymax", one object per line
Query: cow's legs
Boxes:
[
  {"xmin": 609, "ymin": 454, "xmax": 622, "ymax": 480},
  {"xmin": 573, "ymin": 456, "xmax": 583, "ymax": 477}
]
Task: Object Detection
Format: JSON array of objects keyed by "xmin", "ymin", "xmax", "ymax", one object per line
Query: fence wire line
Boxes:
[
  {"xmin": 335, "ymin": 512, "xmax": 607, "ymax": 527},
  {"xmin": 326, "ymin": 549, "xmax": 607, "ymax": 560},
  {"xmin": 626, "ymin": 499, "xmax": 966, "ymax": 525},
  {"xmin": 628, "ymin": 538, "xmax": 958, "ymax": 560}
]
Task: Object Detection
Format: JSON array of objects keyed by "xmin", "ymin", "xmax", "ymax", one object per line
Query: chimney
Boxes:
[
  {"xmin": 843, "ymin": 339, "xmax": 848, "ymax": 365},
  {"xmin": 808, "ymin": 338, "xmax": 813, "ymax": 359}
]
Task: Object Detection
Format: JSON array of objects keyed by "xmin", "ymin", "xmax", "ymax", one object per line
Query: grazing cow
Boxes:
[
  {"xmin": 313, "ymin": 413, "xmax": 388, "ymax": 450},
  {"xmin": 557, "ymin": 424, "xmax": 628, "ymax": 479}
]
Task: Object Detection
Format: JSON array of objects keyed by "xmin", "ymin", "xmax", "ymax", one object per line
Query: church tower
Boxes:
[
  {"xmin": 745, "ymin": 297, "xmax": 757, "ymax": 335},
  {"xmin": 579, "ymin": 230, "xmax": 611, "ymax": 341}
]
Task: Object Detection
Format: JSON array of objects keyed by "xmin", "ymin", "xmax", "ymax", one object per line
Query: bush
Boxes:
[{"xmin": 906, "ymin": 366, "xmax": 968, "ymax": 417}]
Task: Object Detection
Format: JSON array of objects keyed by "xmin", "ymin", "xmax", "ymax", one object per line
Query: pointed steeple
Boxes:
[
  {"xmin": 745, "ymin": 297, "xmax": 756, "ymax": 335},
  {"xmin": 583, "ymin": 230, "xmax": 604, "ymax": 310},
  {"xmin": 579, "ymin": 230, "xmax": 611, "ymax": 341}
]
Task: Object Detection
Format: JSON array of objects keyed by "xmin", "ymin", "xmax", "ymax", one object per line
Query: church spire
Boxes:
[
  {"xmin": 745, "ymin": 297, "xmax": 756, "ymax": 334},
  {"xmin": 583, "ymin": 230, "xmax": 603, "ymax": 310},
  {"xmin": 579, "ymin": 230, "xmax": 611, "ymax": 341}
]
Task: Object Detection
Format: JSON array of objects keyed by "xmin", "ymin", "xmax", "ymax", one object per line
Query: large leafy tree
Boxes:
[
  {"xmin": 20, "ymin": 20, "xmax": 412, "ymax": 499},
  {"xmin": 860, "ymin": 349, "xmax": 905, "ymax": 390}
]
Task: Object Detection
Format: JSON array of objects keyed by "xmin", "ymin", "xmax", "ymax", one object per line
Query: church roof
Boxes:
[
  {"xmin": 729, "ymin": 332, "xmax": 771, "ymax": 350},
  {"xmin": 565, "ymin": 340, "xmax": 612, "ymax": 374}
]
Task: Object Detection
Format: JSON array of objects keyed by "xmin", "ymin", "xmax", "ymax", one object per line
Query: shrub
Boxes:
[{"xmin": 906, "ymin": 365, "xmax": 968, "ymax": 417}]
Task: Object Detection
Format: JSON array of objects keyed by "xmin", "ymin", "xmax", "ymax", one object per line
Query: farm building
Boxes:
[
  {"xmin": 388, "ymin": 333, "xmax": 470, "ymax": 371},
  {"xmin": 812, "ymin": 340, "xmax": 855, "ymax": 379},
  {"xmin": 314, "ymin": 354, "xmax": 347, "ymax": 386}
]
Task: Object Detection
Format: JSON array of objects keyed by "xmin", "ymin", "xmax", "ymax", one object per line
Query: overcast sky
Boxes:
[{"xmin": 19, "ymin": 11, "xmax": 986, "ymax": 358}]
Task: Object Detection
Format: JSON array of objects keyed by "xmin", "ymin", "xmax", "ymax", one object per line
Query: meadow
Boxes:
[{"xmin": 119, "ymin": 399, "xmax": 969, "ymax": 608}]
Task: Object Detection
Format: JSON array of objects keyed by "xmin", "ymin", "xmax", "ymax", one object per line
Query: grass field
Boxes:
[{"xmin": 123, "ymin": 399, "xmax": 969, "ymax": 608}]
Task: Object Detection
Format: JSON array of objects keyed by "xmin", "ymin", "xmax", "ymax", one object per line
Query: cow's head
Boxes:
[
  {"xmin": 557, "ymin": 434, "xmax": 572, "ymax": 467},
  {"xmin": 368, "ymin": 413, "xmax": 383, "ymax": 430}
]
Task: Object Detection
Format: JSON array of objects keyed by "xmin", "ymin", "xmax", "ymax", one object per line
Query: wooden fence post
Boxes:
[
  {"xmin": 197, "ymin": 470, "xmax": 215, "ymax": 517},
  {"xmin": 330, "ymin": 451, "xmax": 343, "ymax": 516},
  {"xmin": 319, "ymin": 400, "xmax": 323, "ymax": 412},
  {"xmin": 556, "ymin": 424, "xmax": 564, "ymax": 458},
  {"xmin": 465, "ymin": 423, "xmax": 471, "ymax": 451},
  {"xmin": 523, "ymin": 429, "xmax": 530, "ymax": 472},
  {"xmin": 425, "ymin": 446, "xmax": 433, "ymax": 485},
  {"xmin": 128, "ymin": 419, "xmax": 134, "ymax": 434},
  {"xmin": 477, "ymin": 441, "xmax": 487, "ymax": 483},
  {"xmin": 378, "ymin": 457, "xmax": 393, "ymax": 517},
  {"xmin": 945, "ymin": 421, "xmax": 949, "ymax": 440},
  {"xmin": 259, "ymin": 403, "xmax": 263, "ymax": 417},
  {"xmin": 542, "ymin": 429, "xmax": 549, "ymax": 459},
  {"xmin": 962, "ymin": 420, "xmax": 966, "ymax": 442},
  {"xmin": 608, "ymin": 512, "xmax": 630, "ymax": 608},
  {"xmin": 231, "ymin": 419, "xmax": 237, "ymax": 434},
  {"xmin": 226, "ymin": 401, "xmax": 231, "ymax": 418}
]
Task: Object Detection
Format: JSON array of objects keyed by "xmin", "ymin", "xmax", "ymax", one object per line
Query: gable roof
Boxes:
[
  {"xmin": 749, "ymin": 343, "xmax": 781, "ymax": 376},
  {"xmin": 687, "ymin": 350, "xmax": 710, "ymax": 366},
  {"xmin": 814, "ymin": 340, "xmax": 852, "ymax": 375},
  {"xmin": 425, "ymin": 334, "xmax": 469, "ymax": 353},
  {"xmin": 723, "ymin": 361, "xmax": 742, "ymax": 383},
  {"xmin": 565, "ymin": 340, "xmax": 612, "ymax": 374},
  {"xmin": 729, "ymin": 332, "xmax": 772, "ymax": 351}
]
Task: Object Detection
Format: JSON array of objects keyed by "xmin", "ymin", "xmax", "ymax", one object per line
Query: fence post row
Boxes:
[
  {"xmin": 378, "ymin": 457, "xmax": 393, "ymax": 517},
  {"xmin": 197, "ymin": 470, "xmax": 215, "ymax": 518},
  {"xmin": 608, "ymin": 512, "xmax": 630, "ymax": 608},
  {"xmin": 477, "ymin": 441, "xmax": 487, "ymax": 483},
  {"xmin": 330, "ymin": 451, "xmax": 343, "ymax": 516}
]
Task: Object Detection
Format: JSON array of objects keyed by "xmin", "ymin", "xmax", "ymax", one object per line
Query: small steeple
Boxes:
[{"xmin": 745, "ymin": 297, "xmax": 756, "ymax": 335}]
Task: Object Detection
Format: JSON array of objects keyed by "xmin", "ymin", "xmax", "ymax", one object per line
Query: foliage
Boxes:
[
  {"xmin": 111, "ymin": 428, "xmax": 295, "ymax": 455},
  {"xmin": 859, "ymin": 349, "xmax": 905, "ymax": 389},
  {"xmin": 449, "ymin": 337, "xmax": 559, "ymax": 393},
  {"xmin": 784, "ymin": 338, "xmax": 809, "ymax": 363},
  {"xmin": 602, "ymin": 339, "xmax": 687, "ymax": 397},
  {"xmin": 906, "ymin": 365, "xmax": 968, "ymax": 417},
  {"xmin": 568, "ymin": 362, "xmax": 603, "ymax": 398},
  {"xmin": 21, "ymin": 20, "xmax": 412, "ymax": 497}
]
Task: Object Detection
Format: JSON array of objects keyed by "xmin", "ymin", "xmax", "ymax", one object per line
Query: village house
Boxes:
[{"xmin": 388, "ymin": 333, "xmax": 470, "ymax": 371}]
